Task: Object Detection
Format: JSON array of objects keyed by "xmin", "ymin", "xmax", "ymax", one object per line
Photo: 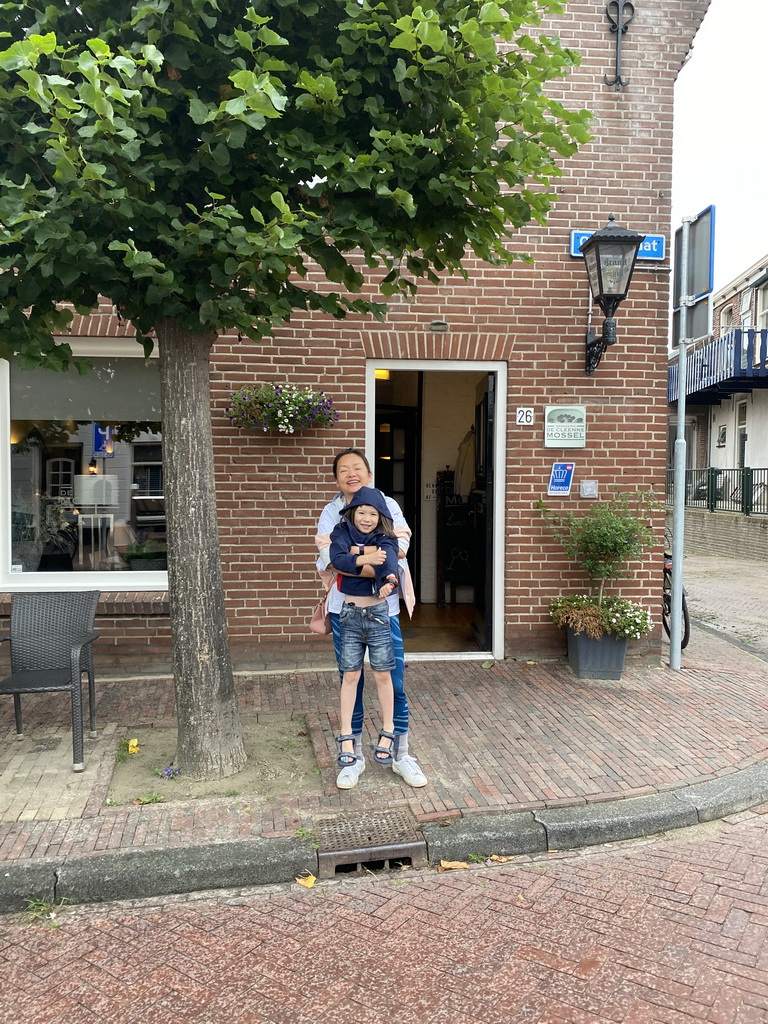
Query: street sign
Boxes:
[
  {"xmin": 570, "ymin": 230, "xmax": 665, "ymax": 261},
  {"xmin": 673, "ymin": 205, "xmax": 715, "ymax": 305},
  {"xmin": 672, "ymin": 205, "xmax": 715, "ymax": 347},
  {"xmin": 93, "ymin": 423, "xmax": 115, "ymax": 458},
  {"xmin": 547, "ymin": 462, "xmax": 576, "ymax": 496}
]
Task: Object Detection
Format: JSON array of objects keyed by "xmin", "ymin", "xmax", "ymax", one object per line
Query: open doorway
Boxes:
[{"xmin": 367, "ymin": 362, "xmax": 506, "ymax": 660}]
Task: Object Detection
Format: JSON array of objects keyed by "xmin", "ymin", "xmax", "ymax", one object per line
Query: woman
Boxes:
[{"xmin": 315, "ymin": 448, "xmax": 427, "ymax": 790}]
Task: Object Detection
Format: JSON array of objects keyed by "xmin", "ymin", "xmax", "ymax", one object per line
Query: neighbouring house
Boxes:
[
  {"xmin": 668, "ymin": 250, "xmax": 768, "ymax": 560},
  {"xmin": 1, "ymin": 2, "xmax": 711, "ymax": 674}
]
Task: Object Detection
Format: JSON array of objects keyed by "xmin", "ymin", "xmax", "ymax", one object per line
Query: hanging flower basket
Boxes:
[{"xmin": 226, "ymin": 383, "xmax": 339, "ymax": 434}]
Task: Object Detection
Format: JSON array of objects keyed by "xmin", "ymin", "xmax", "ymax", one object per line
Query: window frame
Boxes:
[
  {"xmin": 758, "ymin": 284, "xmax": 768, "ymax": 332},
  {"xmin": 719, "ymin": 304, "xmax": 733, "ymax": 336},
  {"xmin": 1, "ymin": 340, "xmax": 167, "ymax": 592}
]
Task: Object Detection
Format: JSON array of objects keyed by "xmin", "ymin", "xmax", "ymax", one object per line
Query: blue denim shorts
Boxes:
[{"xmin": 338, "ymin": 601, "xmax": 395, "ymax": 673}]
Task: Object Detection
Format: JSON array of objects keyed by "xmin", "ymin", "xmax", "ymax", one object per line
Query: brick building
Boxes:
[{"xmin": 1, "ymin": 1, "xmax": 710, "ymax": 674}]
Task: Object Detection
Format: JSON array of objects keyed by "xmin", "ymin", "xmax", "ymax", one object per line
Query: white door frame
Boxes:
[{"xmin": 366, "ymin": 358, "xmax": 507, "ymax": 661}]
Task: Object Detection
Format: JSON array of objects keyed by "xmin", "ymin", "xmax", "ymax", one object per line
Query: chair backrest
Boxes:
[{"xmin": 10, "ymin": 591, "xmax": 100, "ymax": 672}]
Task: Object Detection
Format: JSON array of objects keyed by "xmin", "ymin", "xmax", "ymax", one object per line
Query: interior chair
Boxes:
[{"xmin": 0, "ymin": 591, "xmax": 100, "ymax": 772}]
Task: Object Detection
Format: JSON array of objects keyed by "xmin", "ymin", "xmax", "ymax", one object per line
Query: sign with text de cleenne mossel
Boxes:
[{"xmin": 569, "ymin": 230, "xmax": 665, "ymax": 261}]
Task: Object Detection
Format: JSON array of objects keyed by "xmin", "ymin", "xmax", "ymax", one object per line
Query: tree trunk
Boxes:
[{"xmin": 156, "ymin": 316, "xmax": 246, "ymax": 780}]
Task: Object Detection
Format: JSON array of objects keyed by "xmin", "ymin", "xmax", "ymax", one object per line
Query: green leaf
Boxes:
[{"xmin": 188, "ymin": 97, "xmax": 212, "ymax": 124}]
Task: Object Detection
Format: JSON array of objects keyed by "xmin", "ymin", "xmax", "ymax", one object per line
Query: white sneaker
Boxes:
[
  {"xmin": 336, "ymin": 757, "xmax": 366, "ymax": 790},
  {"xmin": 392, "ymin": 755, "xmax": 428, "ymax": 788}
]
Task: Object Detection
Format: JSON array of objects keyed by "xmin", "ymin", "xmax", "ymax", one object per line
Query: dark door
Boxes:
[
  {"xmin": 374, "ymin": 407, "xmax": 419, "ymax": 580},
  {"xmin": 471, "ymin": 373, "xmax": 495, "ymax": 650}
]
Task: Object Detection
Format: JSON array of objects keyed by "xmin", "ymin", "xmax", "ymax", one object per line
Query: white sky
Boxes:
[{"xmin": 672, "ymin": 0, "xmax": 768, "ymax": 292}]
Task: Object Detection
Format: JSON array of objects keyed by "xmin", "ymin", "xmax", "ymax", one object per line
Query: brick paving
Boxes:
[
  {"xmin": 683, "ymin": 555, "xmax": 768, "ymax": 660},
  {"xmin": 0, "ymin": 553, "xmax": 766, "ymax": 873},
  {"xmin": 2, "ymin": 805, "xmax": 768, "ymax": 1023}
]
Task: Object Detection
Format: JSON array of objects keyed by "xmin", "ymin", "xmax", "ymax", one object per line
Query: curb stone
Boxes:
[
  {"xmin": 422, "ymin": 812, "xmax": 546, "ymax": 863},
  {"xmin": 3, "ymin": 762, "xmax": 768, "ymax": 913},
  {"xmin": 533, "ymin": 792, "xmax": 699, "ymax": 850},
  {"xmin": 0, "ymin": 837, "xmax": 316, "ymax": 914}
]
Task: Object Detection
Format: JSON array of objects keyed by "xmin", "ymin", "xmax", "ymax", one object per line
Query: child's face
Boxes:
[{"xmin": 353, "ymin": 505, "xmax": 380, "ymax": 534}]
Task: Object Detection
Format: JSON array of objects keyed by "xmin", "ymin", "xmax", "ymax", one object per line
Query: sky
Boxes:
[{"xmin": 672, "ymin": 0, "xmax": 768, "ymax": 292}]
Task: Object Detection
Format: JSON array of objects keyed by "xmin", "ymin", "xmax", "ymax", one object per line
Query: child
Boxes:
[{"xmin": 329, "ymin": 486, "xmax": 401, "ymax": 777}]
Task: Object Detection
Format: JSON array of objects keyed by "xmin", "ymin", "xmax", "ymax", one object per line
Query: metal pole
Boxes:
[{"xmin": 669, "ymin": 217, "xmax": 691, "ymax": 670}]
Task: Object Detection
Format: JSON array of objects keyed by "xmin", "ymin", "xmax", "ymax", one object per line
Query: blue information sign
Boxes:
[
  {"xmin": 547, "ymin": 462, "xmax": 576, "ymax": 496},
  {"xmin": 570, "ymin": 230, "xmax": 666, "ymax": 261},
  {"xmin": 93, "ymin": 423, "xmax": 115, "ymax": 458}
]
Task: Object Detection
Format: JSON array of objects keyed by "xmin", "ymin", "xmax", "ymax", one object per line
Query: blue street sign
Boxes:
[
  {"xmin": 93, "ymin": 423, "xmax": 115, "ymax": 459},
  {"xmin": 570, "ymin": 230, "xmax": 666, "ymax": 261},
  {"xmin": 547, "ymin": 462, "xmax": 576, "ymax": 496}
]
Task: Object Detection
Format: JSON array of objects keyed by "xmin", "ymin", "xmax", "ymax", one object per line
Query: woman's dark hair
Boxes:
[
  {"xmin": 332, "ymin": 448, "xmax": 372, "ymax": 479},
  {"xmin": 342, "ymin": 505, "xmax": 396, "ymax": 539}
]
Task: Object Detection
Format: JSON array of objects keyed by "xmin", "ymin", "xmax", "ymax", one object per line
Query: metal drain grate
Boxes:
[{"xmin": 316, "ymin": 809, "xmax": 428, "ymax": 878}]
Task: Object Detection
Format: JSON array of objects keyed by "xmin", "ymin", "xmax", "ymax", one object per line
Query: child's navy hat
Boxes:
[{"xmin": 340, "ymin": 486, "xmax": 392, "ymax": 522}]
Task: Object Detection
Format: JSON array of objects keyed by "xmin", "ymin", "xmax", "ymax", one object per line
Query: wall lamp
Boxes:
[
  {"xmin": 580, "ymin": 214, "xmax": 645, "ymax": 376},
  {"xmin": 87, "ymin": 457, "xmax": 98, "ymax": 475}
]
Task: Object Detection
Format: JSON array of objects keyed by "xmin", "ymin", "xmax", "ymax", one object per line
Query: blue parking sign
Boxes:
[
  {"xmin": 93, "ymin": 423, "xmax": 115, "ymax": 458},
  {"xmin": 548, "ymin": 462, "xmax": 575, "ymax": 496}
]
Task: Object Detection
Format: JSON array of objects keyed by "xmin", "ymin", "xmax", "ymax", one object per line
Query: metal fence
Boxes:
[{"xmin": 665, "ymin": 467, "xmax": 768, "ymax": 515}]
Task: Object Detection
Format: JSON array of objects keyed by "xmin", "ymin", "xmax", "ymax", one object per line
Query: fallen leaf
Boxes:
[
  {"xmin": 438, "ymin": 860, "xmax": 469, "ymax": 871},
  {"xmin": 487, "ymin": 855, "xmax": 515, "ymax": 863},
  {"xmin": 295, "ymin": 871, "xmax": 316, "ymax": 888},
  {"xmin": 481, "ymin": 661, "xmax": 494, "ymax": 669},
  {"xmin": 526, "ymin": 660, "xmax": 538, "ymax": 665},
  {"xmin": 127, "ymin": 738, "xmax": 140, "ymax": 754}
]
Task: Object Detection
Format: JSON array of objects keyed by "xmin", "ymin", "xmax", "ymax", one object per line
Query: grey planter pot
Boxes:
[{"xmin": 566, "ymin": 627, "xmax": 628, "ymax": 680}]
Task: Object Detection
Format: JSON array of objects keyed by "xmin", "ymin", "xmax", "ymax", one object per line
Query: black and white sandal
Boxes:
[
  {"xmin": 370, "ymin": 729, "xmax": 395, "ymax": 765},
  {"xmin": 336, "ymin": 733, "xmax": 357, "ymax": 768}
]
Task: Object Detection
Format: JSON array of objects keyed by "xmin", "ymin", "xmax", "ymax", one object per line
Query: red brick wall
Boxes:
[{"xmin": 2, "ymin": 0, "xmax": 710, "ymax": 674}]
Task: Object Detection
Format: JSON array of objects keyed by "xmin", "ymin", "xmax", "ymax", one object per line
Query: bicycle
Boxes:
[{"xmin": 662, "ymin": 549, "xmax": 690, "ymax": 649}]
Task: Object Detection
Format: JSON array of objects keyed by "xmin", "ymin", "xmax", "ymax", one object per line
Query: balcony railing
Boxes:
[
  {"xmin": 668, "ymin": 328, "xmax": 768, "ymax": 403},
  {"xmin": 665, "ymin": 467, "xmax": 768, "ymax": 515}
]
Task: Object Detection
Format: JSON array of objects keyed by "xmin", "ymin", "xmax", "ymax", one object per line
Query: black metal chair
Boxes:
[{"xmin": 0, "ymin": 591, "xmax": 100, "ymax": 772}]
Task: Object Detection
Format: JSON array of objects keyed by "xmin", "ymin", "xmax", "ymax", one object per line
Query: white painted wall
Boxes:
[{"xmin": 707, "ymin": 392, "xmax": 768, "ymax": 468}]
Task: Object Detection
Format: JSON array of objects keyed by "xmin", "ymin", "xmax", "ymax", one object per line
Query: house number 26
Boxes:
[{"xmin": 516, "ymin": 407, "xmax": 534, "ymax": 426}]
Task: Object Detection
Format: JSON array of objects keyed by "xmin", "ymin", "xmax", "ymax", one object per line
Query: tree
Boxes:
[{"xmin": 0, "ymin": 0, "xmax": 591, "ymax": 779}]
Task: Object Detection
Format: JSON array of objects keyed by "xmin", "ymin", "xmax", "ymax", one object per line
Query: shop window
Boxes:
[{"xmin": 7, "ymin": 355, "xmax": 163, "ymax": 575}]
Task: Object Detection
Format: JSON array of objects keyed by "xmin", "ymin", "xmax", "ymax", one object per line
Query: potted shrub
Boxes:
[
  {"xmin": 122, "ymin": 538, "xmax": 168, "ymax": 571},
  {"xmin": 537, "ymin": 491, "xmax": 656, "ymax": 679}
]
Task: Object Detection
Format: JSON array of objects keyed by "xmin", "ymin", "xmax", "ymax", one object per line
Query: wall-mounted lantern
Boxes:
[{"xmin": 580, "ymin": 214, "xmax": 645, "ymax": 376}]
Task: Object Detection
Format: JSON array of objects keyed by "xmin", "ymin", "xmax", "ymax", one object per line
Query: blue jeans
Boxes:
[
  {"xmin": 331, "ymin": 611, "xmax": 408, "ymax": 734},
  {"xmin": 338, "ymin": 601, "xmax": 395, "ymax": 672}
]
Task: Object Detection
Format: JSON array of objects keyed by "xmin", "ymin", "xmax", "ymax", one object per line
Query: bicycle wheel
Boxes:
[
  {"xmin": 662, "ymin": 568, "xmax": 690, "ymax": 648},
  {"xmin": 662, "ymin": 569, "xmax": 672, "ymax": 640}
]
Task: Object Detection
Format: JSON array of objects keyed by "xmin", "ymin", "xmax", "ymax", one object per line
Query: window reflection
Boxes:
[
  {"xmin": 8, "ymin": 356, "xmax": 164, "ymax": 574},
  {"xmin": 11, "ymin": 420, "xmax": 165, "ymax": 572}
]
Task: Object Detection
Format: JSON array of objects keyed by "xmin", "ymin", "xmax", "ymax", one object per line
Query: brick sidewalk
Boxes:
[
  {"xmin": 683, "ymin": 554, "xmax": 768, "ymax": 658},
  {"xmin": 2, "ymin": 612, "xmax": 768, "ymax": 868},
  {"xmin": 1, "ymin": 553, "xmax": 767, "ymax": 906}
]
